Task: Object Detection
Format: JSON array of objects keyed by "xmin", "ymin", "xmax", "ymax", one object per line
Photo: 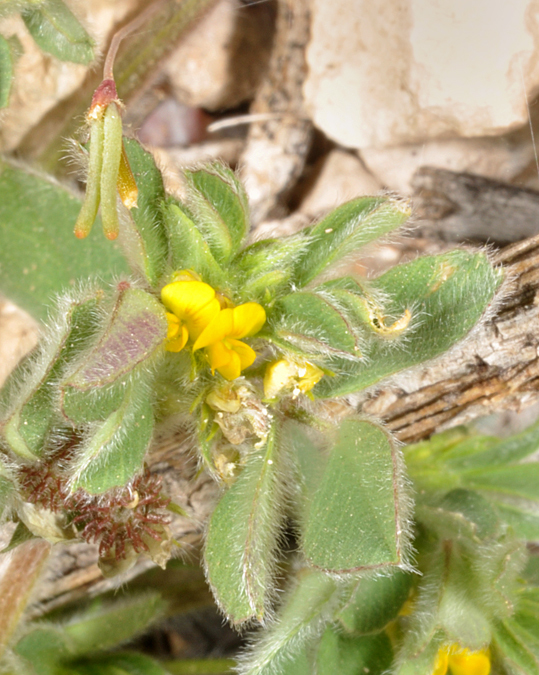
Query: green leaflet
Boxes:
[
  {"xmin": 301, "ymin": 419, "xmax": 410, "ymax": 573},
  {"xmin": 121, "ymin": 139, "xmax": 169, "ymax": 288},
  {"xmin": 337, "ymin": 569, "xmax": 413, "ymax": 635},
  {"xmin": 0, "ymin": 160, "xmax": 129, "ymax": 321},
  {"xmin": 2, "ymin": 290, "xmax": 101, "ymax": 459},
  {"xmin": 316, "ymin": 626, "xmax": 393, "ymax": 675},
  {"xmin": 268, "ymin": 290, "xmax": 363, "ymax": 359},
  {"xmin": 315, "ymin": 250, "xmax": 503, "ymax": 398},
  {"xmin": 204, "ymin": 422, "xmax": 284, "ymax": 624},
  {"xmin": 293, "ymin": 196, "xmax": 411, "ymax": 287},
  {"xmin": 493, "ymin": 620, "xmax": 539, "ymax": 675},
  {"xmin": 67, "ymin": 384, "xmax": 154, "ymax": 493},
  {"xmin": 1, "ymin": 520, "xmax": 36, "ymax": 553},
  {"xmin": 62, "ymin": 594, "xmax": 165, "ymax": 656},
  {"xmin": 231, "ymin": 234, "xmax": 309, "ymax": 303},
  {"xmin": 239, "ymin": 570, "xmax": 338, "ymax": 675},
  {"xmin": 184, "ymin": 164, "xmax": 249, "ymax": 263},
  {"xmin": 21, "ymin": 0, "xmax": 94, "ymax": 64},
  {"xmin": 15, "ymin": 626, "xmax": 71, "ymax": 675},
  {"xmin": 164, "ymin": 200, "xmax": 226, "ymax": 289},
  {"xmin": 60, "ymin": 286, "xmax": 166, "ymax": 424},
  {"xmin": 203, "ymin": 424, "xmax": 283, "ymax": 624}
]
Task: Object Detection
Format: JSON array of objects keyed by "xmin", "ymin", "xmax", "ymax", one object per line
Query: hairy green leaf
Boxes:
[
  {"xmin": 293, "ymin": 196, "xmax": 410, "ymax": 287},
  {"xmin": 67, "ymin": 384, "xmax": 154, "ymax": 493},
  {"xmin": 121, "ymin": 139, "xmax": 168, "ymax": 287},
  {"xmin": 316, "ymin": 627, "xmax": 393, "ymax": 675},
  {"xmin": 238, "ymin": 570, "xmax": 338, "ymax": 675},
  {"xmin": 337, "ymin": 569, "xmax": 413, "ymax": 635},
  {"xmin": 493, "ymin": 621, "xmax": 539, "ymax": 675},
  {"xmin": 0, "ymin": 160, "xmax": 129, "ymax": 321},
  {"xmin": 302, "ymin": 419, "xmax": 411, "ymax": 573},
  {"xmin": 204, "ymin": 422, "xmax": 285, "ymax": 625},
  {"xmin": 315, "ymin": 251, "xmax": 502, "ymax": 397},
  {"xmin": 22, "ymin": 0, "xmax": 94, "ymax": 64},
  {"xmin": 2, "ymin": 290, "xmax": 101, "ymax": 458},
  {"xmin": 164, "ymin": 200, "xmax": 226, "ymax": 288},
  {"xmin": 185, "ymin": 164, "xmax": 249, "ymax": 263}
]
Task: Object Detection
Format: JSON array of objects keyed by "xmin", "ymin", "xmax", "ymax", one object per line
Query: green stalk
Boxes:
[{"xmin": 99, "ymin": 102, "xmax": 123, "ymax": 240}]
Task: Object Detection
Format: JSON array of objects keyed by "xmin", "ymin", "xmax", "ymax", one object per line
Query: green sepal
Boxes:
[
  {"xmin": 293, "ymin": 196, "xmax": 411, "ymax": 287},
  {"xmin": 184, "ymin": 163, "xmax": 249, "ymax": 263},
  {"xmin": 268, "ymin": 290, "xmax": 363, "ymax": 359},
  {"xmin": 21, "ymin": 0, "xmax": 94, "ymax": 64},
  {"xmin": 393, "ymin": 634, "xmax": 442, "ymax": 675},
  {"xmin": 60, "ymin": 285, "xmax": 166, "ymax": 424},
  {"xmin": 337, "ymin": 569, "xmax": 413, "ymax": 635},
  {"xmin": 0, "ymin": 159, "xmax": 129, "ymax": 321},
  {"xmin": 66, "ymin": 383, "xmax": 154, "ymax": 494},
  {"xmin": 301, "ymin": 418, "xmax": 411, "ymax": 573},
  {"xmin": 238, "ymin": 569, "xmax": 338, "ymax": 675},
  {"xmin": 204, "ymin": 422, "xmax": 284, "ymax": 625},
  {"xmin": 2, "ymin": 290, "xmax": 102, "ymax": 458},
  {"xmin": 315, "ymin": 250, "xmax": 503, "ymax": 397},
  {"xmin": 163, "ymin": 200, "xmax": 226, "ymax": 289},
  {"xmin": 231, "ymin": 234, "xmax": 309, "ymax": 303},
  {"xmin": 316, "ymin": 626, "xmax": 393, "ymax": 675},
  {"xmin": 121, "ymin": 139, "xmax": 169, "ymax": 287}
]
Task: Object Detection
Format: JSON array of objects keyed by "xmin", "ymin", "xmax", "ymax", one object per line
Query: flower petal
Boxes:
[
  {"xmin": 432, "ymin": 649, "xmax": 449, "ymax": 675},
  {"xmin": 193, "ymin": 308, "xmax": 234, "ymax": 351},
  {"xmin": 161, "ymin": 280, "xmax": 215, "ymax": 321},
  {"xmin": 228, "ymin": 339, "xmax": 257, "ymax": 370},
  {"xmin": 166, "ymin": 324, "xmax": 189, "ymax": 352},
  {"xmin": 206, "ymin": 341, "xmax": 233, "ymax": 371},
  {"xmin": 166, "ymin": 312, "xmax": 181, "ymax": 340},
  {"xmin": 230, "ymin": 303, "xmax": 266, "ymax": 339},
  {"xmin": 449, "ymin": 649, "xmax": 490, "ymax": 675},
  {"xmin": 217, "ymin": 350, "xmax": 242, "ymax": 380},
  {"xmin": 264, "ymin": 359, "xmax": 297, "ymax": 399}
]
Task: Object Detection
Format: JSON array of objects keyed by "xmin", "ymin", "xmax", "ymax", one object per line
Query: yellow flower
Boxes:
[
  {"xmin": 161, "ymin": 280, "xmax": 220, "ymax": 352},
  {"xmin": 263, "ymin": 358, "xmax": 324, "ymax": 399},
  {"xmin": 193, "ymin": 303, "xmax": 266, "ymax": 380},
  {"xmin": 433, "ymin": 645, "xmax": 490, "ymax": 675}
]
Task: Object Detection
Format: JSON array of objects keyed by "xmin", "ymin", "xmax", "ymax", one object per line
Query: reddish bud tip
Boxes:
[
  {"xmin": 105, "ymin": 229, "xmax": 119, "ymax": 241},
  {"xmin": 88, "ymin": 79, "xmax": 120, "ymax": 120},
  {"xmin": 117, "ymin": 280, "xmax": 131, "ymax": 291},
  {"xmin": 74, "ymin": 228, "xmax": 89, "ymax": 239}
]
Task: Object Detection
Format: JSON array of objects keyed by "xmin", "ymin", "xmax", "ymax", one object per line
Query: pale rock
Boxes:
[
  {"xmin": 361, "ymin": 137, "xmax": 536, "ymax": 195},
  {"xmin": 0, "ymin": 300, "xmax": 38, "ymax": 388},
  {"xmin": 304, "ymin": 0, "xmax": 539, "ymax": 148},
  {"xmin": 165, "ymin": 0, "xmax": 274, "ymax": 111},
  {"xmin": 0, "ymin": 0, "xmax": 138, "ymax": 153},
  {"xmin": 299, "ymin": 150, "xmax": 382, "ymax": 216}
]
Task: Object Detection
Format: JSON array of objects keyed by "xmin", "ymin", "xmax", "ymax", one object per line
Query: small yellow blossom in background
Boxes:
[
  {"xmin": 264, "ymin": 358, "xmax": 324, "ymax": 399},
  {"xmin": 433, "ymin": 645, "xmax": 490, "ymax": 675},
  {"xmin": 193, "ymin": 303, "xmax": 266, "ymax": 380},
  {"xmin": 161, "ymin": 280, "xmax": 220, "ymax": 352}
]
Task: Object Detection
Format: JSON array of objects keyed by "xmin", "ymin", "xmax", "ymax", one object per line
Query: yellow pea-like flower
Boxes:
[
  {"xmin": 433, "ymin": 645, "xmax": 490, "ymax": 675},
  {"xmin": 263, "ymin": 358, "xmax": 324, "ymax": 399},
  {"xmin": 161, "ymin": 280, "xmax": 221, "ymax": 352},
  {"xmin": 193, "ymin": 303, "xmax": 266, "ymax": 380}
]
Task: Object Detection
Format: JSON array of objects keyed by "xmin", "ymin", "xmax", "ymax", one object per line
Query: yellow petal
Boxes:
[
  {"xmin": 161, "ymin": 281, "xmax": 220, "ymax": 341},
  {"xmin": 161, "ymin": 280, "xmax": 215, "ymax": 320},
  {"xmin": 264, "ymin": 359, "xmax": 297, "ymax": 399},
  {"xmin": 448, "ymin": 649, "xmax": 490, "ymax": 675},
  {"xmin": 217, "ymin": 351, "xmax": 242, "ymax": 380},
  {"xmin": 193, "ymin": 308, "xmax": 235, "ymax": 351},
  {"xmin": 166, "ymin": 312, "xmax": 180, "ymax": 340},
  {"xmin": 227, "ymin": 339, "xmax": 257, "ymax": 370},
  {"xmin": 206, "ymin": 341, "xmax": 233, "ymax": 371},
  {"xmin": 432, "ymin": 649, "xmax": 449, "ymax": 675},
  {"xmin": 297, "ymin": 362, "xmax": 324, "ymax": 392},
  {"xmin": 167, "ymin": 326, "xmax": 188, "ymax": 352},
  {"xmin": 230, "ymin": 303, "xmax": 266, "ymax": 339}
]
